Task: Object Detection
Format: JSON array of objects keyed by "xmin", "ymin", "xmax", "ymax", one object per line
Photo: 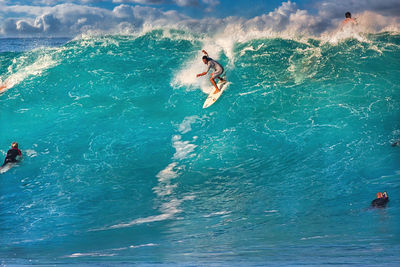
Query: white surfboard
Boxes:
[
  {"xmin": 203, "ymin": 81, "xmax": 230, "ymax": 109},
  {"xmin": 0, "ymin": 163, "xmax": 16, "ymax": 174}
]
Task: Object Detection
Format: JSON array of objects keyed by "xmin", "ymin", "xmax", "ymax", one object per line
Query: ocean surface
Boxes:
[{"xmin": 0, "ymin": 30, "xmax": 399, "ymax": 265}]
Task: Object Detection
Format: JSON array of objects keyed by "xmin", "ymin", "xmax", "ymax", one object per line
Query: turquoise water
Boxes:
[{"xmin": 1, "ymin": 31, "xmax": 400, "ymax": 265}]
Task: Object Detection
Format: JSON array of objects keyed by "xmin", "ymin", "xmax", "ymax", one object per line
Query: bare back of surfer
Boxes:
[
  {"xmin": 196, "ymin": 50, "xmax": 226, "ymax": 94},
  {"xmin": 341, "ymin": 12, "xmax": 357, "ymax": 27}
]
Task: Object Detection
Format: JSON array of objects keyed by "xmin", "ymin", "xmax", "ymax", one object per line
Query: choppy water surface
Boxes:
[{"xmin": 0, "ymin": 31, "xmax": 399, "ymax": 265}]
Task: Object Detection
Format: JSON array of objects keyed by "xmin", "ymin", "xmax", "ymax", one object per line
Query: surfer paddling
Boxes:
[
  {"xmin": 371, "ymin": 192, "xmax": 389, "ymax": 208},
  {"xmin": 196, "ymin": 50, "xmax": 226, "ymax": 94},
  {"xmin": 2, "ymin": 142, "xmax": 22, "ymax": 167}
]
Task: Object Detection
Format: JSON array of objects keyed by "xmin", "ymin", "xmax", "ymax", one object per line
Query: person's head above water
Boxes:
[
  {"xmin": 202, "ymin": 55, "xmax": 209, "ymax": 64},
  {"xmin": 11, "ymin": 142, "xmax": 18, "ymax": 149},
  {"xmin": 376, "ymin": 192, "xmax": 383, "ymax": 199},
  {"xmin": 345, "ymin": 12, "xmax": 351, "ymax": 18}
]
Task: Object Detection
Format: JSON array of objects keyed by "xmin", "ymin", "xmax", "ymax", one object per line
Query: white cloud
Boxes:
[
  {"xmin": 315, "ymin": 0, "xmax": 400, "ymax": 18},
  {"xmin": 174, "ymin": 0, "xmax": 199, "ymax": 7},
  {"xmin": 201, "ymin": 0, "xmax": 219, "ymax": 12},
  {"xmin": 22, "ymin": 0, "xmax": 108, "ymax": 5},
  {"xmin": 112, "ymin": 0, "xmax": 213, "ymax": 7},
  {"xmin": 113, "ymin": 0, "xmax": 165, "ymax": 4},
  {"xmin": 1, "ymin": 3, "xmax": 188, "ymax": 36},
  {"xmin": 238, "ymin": 1, "xmax": 325, "ymax": 36}
]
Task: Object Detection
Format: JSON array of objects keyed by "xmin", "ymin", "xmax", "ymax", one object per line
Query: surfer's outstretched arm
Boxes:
[
  {"xmin": 196, "ymin": 72, "xmax": 207, "ymax": 77},
  {"xmin": 196, "ymin": 55, "xmax": 211, "ymax": 78}
]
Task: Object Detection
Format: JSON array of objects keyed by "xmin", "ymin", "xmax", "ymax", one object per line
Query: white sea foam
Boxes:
[
  {"xmin": 170, "ymin": 49, "xmax": 212, "ymax": 93},
  {"xmin": 65, "ymin": 252, "xmax": 116, "ymax": 258},
  {"xmin": 240, "ymin": 43, "xmax": 265, "ymax": 56},
  {"xmin": 98, "ymin": 116, "xmax": 199, "ymax": 231},
  {"xmin": 68, "ymin": 91, "xmax": 90, "ymax": 101},
  {"xmin": 109, "ymin": 213, "xmax": 173, "ymax": 229},
  {"xmin": 172, "ymin": 135, "xmax": 197, "ymax": 160},
  {"xmin": 64, "ymin": 243, "xmax": 158, "ymax": 258},
  {"xmin": 153, "ymin": 183, "xmax": 178, "ymax": 197},
  {"xmin": 129, "ymin": 243, "xmax": 158, "ymax": 249},
  {"xmin": 154, "ymin": 162, "xmax": 180, "ymax": 196},
  {"xmin": 156, "ymin": 162, "xmax": 179, "ymax": 182},
  {"xmin": 203, "ymin": 211, "xmax": 231, "ymax": 217},
  {"xmin": 239, "ymin": 89, "xmax": 263, "ymax": 96},
  {"xmin": 178, "ymin": 115, "xmax": 199, "ymax": 134},
  {"xmin": 0, "ymin": 52, "xmax": 58, "ymax": 94},
  {"xmin": 322, "ymin": 23, "xmax": 367, "ymax": 44},
  {"xmin": 301, "ymin": 235, "xmax": 330, "ymax": 241},
  {"xmin": 103, "ymin": 196, "xmax": 195, "ymax": 230},
  {"xmin": 25, "ymin": 149, "xmax": 38, "ymax": 158}
]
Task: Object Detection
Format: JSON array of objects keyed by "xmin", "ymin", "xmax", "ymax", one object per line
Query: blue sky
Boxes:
[{"xmin": 0, "ymin": 0, "xmax": 399, "ymax": 37}]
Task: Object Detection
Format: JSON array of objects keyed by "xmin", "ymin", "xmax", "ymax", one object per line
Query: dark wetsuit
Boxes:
[
  {"xmin": 2, "ymin": 148, "xmax": 22, "ymax": 166},
  {"xmin": 371, "ymin": 197, "xmax": 389, "ymax": 208}
]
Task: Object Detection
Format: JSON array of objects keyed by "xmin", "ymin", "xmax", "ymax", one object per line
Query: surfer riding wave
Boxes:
[{"xmin": 196, "ymin": 50, "xmax": 226, "ymax": 94}]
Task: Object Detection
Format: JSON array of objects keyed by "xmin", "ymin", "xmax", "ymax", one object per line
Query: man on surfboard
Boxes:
[
  {"xmin": 196, "ymin": 50, "xmax": 226, "ymax": 94},
  {"xmin": 2, "ymin": 142, "xmax": 22, "ymax": 167}
]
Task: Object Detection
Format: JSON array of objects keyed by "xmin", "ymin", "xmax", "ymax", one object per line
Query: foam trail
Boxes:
[
  {"xmin": 24, "ymin": 149, "xmax": 38, "ymax": 158},
  {"xmin": 65, "ymin": 252, "xmax": 116, "ymax": 258},
  {"xmin": 0, "ymin": 52, "xmax": 58, "ymax": 94},
  {"xmin": 172, "ymin": 135, "xmax": 197, "ymax": 160},
  {"xmin": 94, "ymin": 116, "xmax": 199, "ymax": 231},
  {"xmin": 178, "ymin": 115, "xmax": 199, "ymax": 134},
  {"xmin": 64, "ymin": 243, "xmax": 158, "ymax": 258}
]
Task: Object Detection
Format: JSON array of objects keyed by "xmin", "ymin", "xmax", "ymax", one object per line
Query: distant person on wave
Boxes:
[
  {"xmin": 2, "ymin": 142, "xmax": 22, "ymax": 167},
  {"xmin": 371, "ymin": 192, "xmax": 389, "ymax": 208},
  {"xmin": 0, "ymin": 82, "xmax": 7, "ymax": 92},
  {"xmin": 342, "ymin": 12, "xmax": 357, "ymax": 26},
  {"xmin": 196, "ymin": 50, "xmax": 227, "ymax": 94}
]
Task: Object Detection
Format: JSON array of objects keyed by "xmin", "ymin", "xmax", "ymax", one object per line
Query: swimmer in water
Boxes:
[
  {"xmin": 196, "ymin": 50, "xmax": 227, "ymax": 94},
  {"xmin": 371, "ymin": 192, "xmax": 389, "ymax": 208},
  {"xmin": 342, "ymin": 12, "xmax": 357, "ymax": 25},
  {"xmin": 2, "ymin": 142, "xmax": 22, "ymax": 167}
]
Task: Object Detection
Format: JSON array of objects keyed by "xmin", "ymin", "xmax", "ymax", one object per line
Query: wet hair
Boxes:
[
  {"xmin": 202, "ymin": 55, "xmax": 208, "ymax": 62},
  {"xmin": 345, "ymin": 12, "xmax": 351, "ymax": 18},
  {"xmin": 11, "ymin": 142, "xmax": 18, "ymax": 149}
]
